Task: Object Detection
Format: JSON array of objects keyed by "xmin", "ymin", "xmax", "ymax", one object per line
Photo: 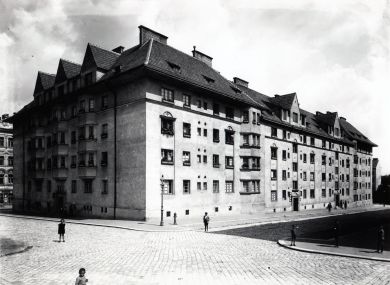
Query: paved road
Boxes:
[{"xmin": 1, "ymin": 216, "xmax": 390, "ymax": 285}]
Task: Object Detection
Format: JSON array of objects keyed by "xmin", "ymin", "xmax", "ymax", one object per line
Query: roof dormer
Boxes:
[
  {"xmin": 33, "ymin": 71, "xmax": 55, "ymax": 97},
  {"xmin": 55, "ymin": 59, "xmax": 81, "ymax": 84}
]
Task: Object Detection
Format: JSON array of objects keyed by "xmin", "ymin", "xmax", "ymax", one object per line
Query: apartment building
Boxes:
[
  {"xmin": 9, "ymin": 26, "xmax": 376, "ymax": 220},
  {"xmin": 0, "ymin": 114, "xmax": 13, "ymax": 204}
]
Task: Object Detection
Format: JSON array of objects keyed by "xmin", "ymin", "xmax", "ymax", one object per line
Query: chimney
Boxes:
[
  {"xmin": 340, "ymin": 116, "xmax": 346, "ymax": 121},
  {"xmin": 2, "ymin": 114, "xmax": 9, "ymax": 120},
  {"xmin": 112, "ymin": 46, "xmax": 124, "ymax": 54},
  {"xmin": 192, "ymin": 46, "xmax": 212, "ymax": 67},
  {"xmin": 274, "ymin": 94, "xmax": 280, "ymax": 98},
  {"xmin": 233, "ymin": 77, "xmax": 249, "ymax": 88},
  {"xmin": 316, "ymin": 111, "xmax": 321, "ymax": 116},
  {"xmin": 139, "ymin": 25, "xmax": 168, "ymax": 45}
]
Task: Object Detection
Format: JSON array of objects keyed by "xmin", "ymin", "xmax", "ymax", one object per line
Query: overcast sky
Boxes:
[{"xmin": 0, "ymin": 0, "xmax": 389, "ymax": 173}]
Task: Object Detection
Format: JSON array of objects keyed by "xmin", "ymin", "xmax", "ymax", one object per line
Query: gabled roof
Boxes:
[
  {"xmin": 55, "ymin": 59, "xmax": 81, "ymax": 83},
  {"xmin": 33, "ymin": 71, "xmax": 55, "ymax": 94},
  {"xmin": 316, "ymin": 111, "xmax": 337, "ymax": 126},
  {"xmin": 339, "ymin": 118, "xmax": 377, "ymax": 146},
  {"xmin": 269, "ymin": 93, "xmax": 296, "ymax": 109},
  {"xmin": 81, "ymin": 43, "xmax": 120, "ymax": 72}
]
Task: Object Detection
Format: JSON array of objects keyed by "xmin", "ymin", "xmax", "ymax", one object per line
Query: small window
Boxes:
[
  {"xmin": 102, "ymin": 180, "xmax": 108, "ymax": 194},
  {"xmin": 89, "ymin": 98, "xmax": 95, "ymax": 112},
  {"xmin": 203, "ymin": 102, "xmax": 208, "ymax": 110},
  {"xmin": 161, "ymin": 149, "xmax": 174, "ymax": 164},
  {"xmin": 101, "ymin": 152, "xmax": 108, "ymax": 166},
  {"xmin": 162, "ymin": 180, "xmax": 174, "ymax": 195},
  {"xmin": 213, "ymin": 155, "xmax": 220, "ymax": 168},
  {"xmin": 225, "ymin": 156, "xmax": 234, "ymax": 169},
  {"xmin": 271, "ymin": 169, "xmax": 277, "ymax": 180},
  {"xmin": 183, "ymin": 123, "xmax": 191, "ymax": 138},
  {"xmin": 213, "ymin": 129, "xmax": 220, "ymax": 142},
  {"xmin": 213, "ymin": 103, "xmax": 220, "ymax": 116},
  {"xmin": 161, "ymin": 117, "xmax": 175, "ymax": 135},
  {"xmin": 226, "ymin": 107, "xmax": 234, "ymax": 120},
  {"xmin": 84, "ymin": 179, "xmax": 93, "ymax": 193},
  {"xmin": 225, "ymin": 181, "xmax": 234, "ymax": 193},
  {"xmin": 182, "ymin": 151, "xmax": 191, "ymax": 166},
  {"xmin": 243, "ymin": 111, "xmax": 249, "ymax": 123},
  {"xmin": 183, "ymin": 180, "xmax": 191, "ymax": 194},
  {"xmin": 271, "ymin": 190, "xmax": 277, "ymax": 201},
  {"xmin": 225, "ymin": 129, "xmax": 234, "ymax": 145},
  {"xmin": 161, "ymin": 88, "xmax": 174, "ymax": 102},
  {"xmin": 271, "ymin": 147, "xmax": 278, "ymax": 160},
  {"xmin": 101, "ymin": 124, "xmax": 108, "ymax": 139},
  {"xmin": 183, "ymin": 94, "xmax": 191, "ymax": 107},
  {"xmin": 293, "ymin": 112, "xmax": 298, "ymax": 123},
  {"xmin": 101, "ymin": 96, "xmax": 108, "ymax": 109},
  {"xmin": 271, "ymin": 127, "xmax": 277, "ymax": 137},
  {"xmin": 310, "ymin": 189, "xmax": 315, "ymax": 199},
  {"xmin": 213, "ymin": 180, "xmax": 219, "ymax": 193}
]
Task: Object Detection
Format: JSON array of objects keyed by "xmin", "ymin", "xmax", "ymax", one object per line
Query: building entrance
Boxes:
[
  {"xmin": 335, "ymin": 194, "xmax": 340, "ymax": 207},
  {"xmin": 293, "ymin": 197, "xmax": 299, "ymax": 211}
]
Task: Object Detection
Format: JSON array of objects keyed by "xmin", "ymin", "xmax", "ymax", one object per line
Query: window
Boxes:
[
  {"xmin": 71, "ymin": 156, "xmax": 76, "ymax": 168},
  {"xmin": 84, "ymin": 179, "xmax": 93, "ymax": 193},
  {"xmin": 71, "ymin": 180, "xmax": 77, "ymax": 193},
  {"xmin": 292, "ymin": 143, "xmax": 298, "ymax": 153},
  {"xmin": 89, "ymin": 98, "xmax": 95, "ymax": 112},
  {"xmin": 226, "ymin": 107, "xmax": 234, "ymax": 120},
  {"xmin": 0, "ymin": 137, "xmax": 4, "ymax": 147},
  {"xmin": 161, "ymin": 88, "xmax": 174, "ymax": 102},
  {"xmin": 183, "ymin": 151, "xmax": 191, "ymax": 166},
  {"xmin": 310, "ymin": 137, "xmax": 315, "ymax": 146},
  {"xmin": 197, "ymin": 100, "xmax": 202, "ymax": 108},
  {"xmin": 271, "ymin": 147, "xmax": 278, "ymax": 160},
  {"xmin": 213, "ymin": 154, "xmax": 220, "ymax": 168},
  {"xmin": 203, "ymin": 155, "xmax": 207, "ymax": 163},
  {"xmin": 303, "ymin": 135, "xmax": 307, "ymax": 144},
  {"xmin": 183, "ymin": 94, "xmax": 191, "ymax": 107},
  {"xmin": 183, "ymin": 123, "xmax": 191, "ymax": 138},
  {"xmin": 303, "ymin": 154, "xmax": 307, "ymax": 163},
  {"xmin": 242, "ymin": 134, "xmax": 249, "ymax": 146},
  {"xmin": 292, "ymin": 112, "xmax": 298, "ymax": 123},
  {"xmin": 162, "ymin": 180, "xmax": 174, "ymax": 195},
  {"xmin": 213, "ymin": 103, "xmax": 220, "ymax": 115},
  {"xmin": 183, "ymin": 180, "xmax": 190, "ymax": 194},
  {"xmin": 225, "ymin": 129, "xmax": 234, "ymax": 145},
  {"xmin": 197, "ymin": 155, "xmax": 201, "ymax": 163},
  {"xmin": 242, "ymin": 157, "xmax": 249, "ymax": 169},
  {"xmin": 243, "ymin": 111, "xmax": 249, "ymax": 123},
  {"xmin": 282, "ymin": 170, "xmax": 287, "ymax": 180},
  {"xmin": 310, "ymin": 189, "xmax": 315, "ymax": 199},
  {"xmin": 88, "ymin": 153, "xmax": 95, "ymax": 166},
  {"xmin": 321, "ymin": 189, "xmax": 326, "ymax": 198},
  {"xmin": 282, "ymin": 150, "xmax": 287, "ymax": 160},
  {"xmin": 322, "ymin": 140, "xmax": 326, "ymax": 148},
  {"xmin": 282, "ymin": 109, "xmax": 288, "ymax": 120},
  {"xmin": 329, "ymin": 173, "xmax": 332, "ymax": 181},
  {"xmin": 322, "ymin": 173, "xmax": 326, "ymax": 181},
  {"xmin": 303, "ymin": 189, "xmax": 307, "ymax": 199},
  {"xmin": 271, "ymin": 190, "xmax": 277, "ymax": 201},
  {"xmin": 242, "ymin": 181, "xmax": 250, "ymax": 192},
  {"xmin": 60, "ymin": 156, "xmax": 66, "ymax": 168},
  {"xmin": 101, "ymin": 124, "xmax": 108, "ymax": 139},
  {"xmin": 197, "ymin": 128, "xmax": 201, "ymax": 136},
  {"xmin": 310, "ymin": 172, "xmax": 315, "ymax": 181},
  {"xmin": 293, "ymin": 181, "xmax": 298, "ymax": 190},
  {"xmin": 303, "ymin": 172, "xmax": 307, "ymax": 181},
  {"xmin": 59, "ymin": 132, "xmax": 65, "ymax": 144},
  {"xmin": 292, "ymin": 162, "xmax": 298, "ymax": 172},
  {"xmin": 203, "ymin": 129, "xmax": 207, "ymax": 137},
  {"xmin": 213, "ymin": 180, "xmax": 219, "ymax": 193},
  {"xmin": 78, "ymin": 126, "xmax": 85, "ymax": 140},
  {"xmin": 161, "ymin": 117, "xmax": 175, "ymax": 135},
  {"xmin": 8, "ymin": 156, "xmax": 13, "ymax": 166},
  {"xmin": 161, "ymin": 149, "xmax": 174, "ymax": 164},
  {"xmin": 213, "ymin": 129, "xmax": 220, "ymax": 142},
  {"xmin": 225, "ymin": 156, "xmax": 234, "ymax": 169},
  {"xmin": 271, "ymin": 127, "xmax": 277, "ymax": 137},
  {"xmin": 101, "ymin": 96, "xmax": 108, "ymax": 109},
  {"xmin": 271, "ymin": 169, "xmax": 277, "ymax": 180},
  {"xmin": 322, "ymin": 155, "xmax": 326, "ymax": 165},
  {"xmin": 79, "ymin": 100, "xmax": 86, "ymax": 113},
  {"xmin": 282, "ymin": 190, "xmax": 287, "ymax": 200},
  {"xmin": 203, "ymin": 102, "xmax": 208, "ymax": 110},
  {"xmin": 203, "ymin": 182, "xmax": 207, "ymax": 190},
  {"xmin": 310, "ymin": 153, "xmax": 315, "ymax": 164},
  {"xmin": 88, "ymin": 126, "xmax": 95, "ymax": 139},
  {"xmin": 47, "ymin": 180, "xmax": 52, "ymax": 193},
  {"xmin": 101, "ymin": 152, "xmax": 108, "ymax": 166},
  {"xmin": 283, "ymin": 130, "xmax": 287, "ymax": 140},
  {"xmin": 71, "ymin": 131, "xmax": 76, "ymax": 144},
  {"xmin": 225, "ymin": 181, "xmax": 234, "ymax": 193}
]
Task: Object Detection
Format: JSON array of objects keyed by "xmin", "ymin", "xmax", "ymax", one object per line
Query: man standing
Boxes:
[
  {"xmin": 327, "ymin": 202, "xmax": 332, "ymax": 213},
  {"xmin": 377, "ymin": 225, "xmax": 385, "ymax": 253},
  {"xmin": 290, "ymin": 225, "xmax": 297, "ymax": 246},
  {"xmin": 203, "ymin": 212, "xmax": 210, "ymax": 232}
]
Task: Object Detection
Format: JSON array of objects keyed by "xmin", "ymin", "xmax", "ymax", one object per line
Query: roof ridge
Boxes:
[
  {"xmin": 59, "ymin": 58, "xmax": 82, "ymax": 66},
  {"xmin": 88, "ymin": 42, "xmax": 120, "ymax": 56},
  {"xmin": 38, "ymin": 71, "xmax": 56, "ymax": 77}
]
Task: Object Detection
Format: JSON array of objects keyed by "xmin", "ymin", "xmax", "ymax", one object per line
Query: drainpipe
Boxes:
[{"xmin": 22, "ymin": 125, "xmax": 26, "ymax": 211}]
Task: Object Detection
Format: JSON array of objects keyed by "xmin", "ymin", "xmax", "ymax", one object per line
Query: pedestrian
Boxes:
[
  {"xmin": 290, "ymin": 225, "xmax": 297, "ymax": 246},
  {"xmin": 58, "ymin": 219, "xmax": 66, "ymax": 242},
  {"xmin": 377, "ymin": 225, "xmax": 385, "ymax": 253},
  {"xmin": 203, "ymin": 212, "xmax": 210, "ymax": 232},
  {"xmin": 75, "ymin": 268, "xmax": 88, "ymax": 285},
  {"xmin": 327, "ymin": 202, "xmax": 332, "ymax": 212},
  {"xmin": 334, "ymin": 220, "xmax": 339, "ymax": 247},
  {"xmin": 344, "ymin": 200, "xmax": 347, "ymax": 210}
]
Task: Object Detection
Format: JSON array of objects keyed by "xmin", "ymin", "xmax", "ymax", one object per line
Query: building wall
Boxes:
[{"xmin": 0, "ymin": 120, "xmax": 13, "ymax": 205}]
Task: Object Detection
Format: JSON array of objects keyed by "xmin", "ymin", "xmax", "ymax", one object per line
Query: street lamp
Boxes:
[{"xmin": 160, "ymin": 175, "xmax": 164, "ymax": 226}]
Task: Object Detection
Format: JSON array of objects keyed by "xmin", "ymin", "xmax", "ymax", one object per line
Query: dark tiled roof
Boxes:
[
  {"xmin": 339, "ymin": 118, "xmax": 377, "ymax": 146},
  {"xmin": 269, "ymin": 93, "xmax": 296, "ymax": 109},
  {"xmin": 61, "ymin": 59, "xmax": 81, "ymax": 78},
  {"xmin": 39, "ymin": 72, "xmax": 55, "ymax": 89},
  {"xmin": 316, "ymin": 111, "xmax": 337, "ymax": 126},
  {"xmin": 89, "ymin": 43, "xmax": 120, "ymax": 71}
]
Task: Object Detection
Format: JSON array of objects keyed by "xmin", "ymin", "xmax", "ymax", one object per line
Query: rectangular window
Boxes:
[
  {"xmin": 303, "ymin": 172, "xmax": 307, "ymax": 181},
  {"xmin": 310, "ymin": 172, "xmax": 315, "ymax": 181},
  {"xmin": 101, "ymin": 96, "xmax": 108, "ymax": 109},
  {"xmin": 293, "ymin": 181, "xmax": 298, "ymax": 190},
  {"xmin": 89, "ymin": 98, "xmax": 95, "ymax": 112},
  {"xmin": 71, "ymin": 131, "xmax": 76, "ymax": 144},
  {"xmin": 197, "ymin": 155, "xmax": 201, "ymax": 163},
  {"xmin": 203, "ymin": 129, "xmax": 207, "ymax": 137},
  {"xmin": 197, "ymin": 128, "xmax": 201, "ymax": 136},
  {"xmin": 271, "ymin": 147, "xmax": 278, "ymax": 160},
  {"xmin": 322, "ymin": 189, "xmax": 326, "ymax": 198},
  {"xmin": 225, "ymin": 156, "xmax": 234, "ymax": 168},
  {"xmin": 243, "ymin": 111, "xmax": 249, "ymax": 123},
  {"xmin": 197, "ymin": 100, "xmax": 202, "ymax": 108},
  {"xmin": 282, "ymin": 170, "xmax": 287, "ymax": 180},
  {"xmin": 101, "ymin": 152, "xmax": 108, "ymax": 166},
  {"xmin": 292, "ymin": 162, "xmax": 298, "ymax": 172},
  {"xmin": 225, "ymin": 130, "xmax": 234, "ymax": 144},
  {"xmin": 225, "ymin": 181, "xmax": 234, "ymax": 193},
  {"xmin": 283, "ymin": 130, "xmax": 287, "ymax": 140},
  {"xmin": 322, "ymin": 173, "xmax": 326, "ymax": 181},
  {"xmin": 203, "ymin": 102, "xmax": 208, "ymax": 110},
  {"xmin": 203, "ymin": 155, "xmax": 207, "ymax": 163},
  {"xmin": 197, "ymin": 182, "xmax": 201, "ymax": 190},
  {"xmin": 71, "ymin": 156, "xmax": 76, "ymax": 168},
  {"xmin": 183, "ymin": 180, "xmax": 190, "ymax": 194},
  {"xmin": 102, "ymin": 180, "xmax": 108, "ymax": 194},
  {"xmin": 271, "ymin": 169, "xmax": 277, "ymax": 180},
  {"xmin": 292, "ymin": 112, "xmax": 298, "ymax": 123},
  {"xmin": 161, "ymin": 149, "xmax": 174, "ymax": 164},
  {"xmin": 310, "ymin": 189, "xmax": 315, "ymax": 199},
  {"xmin": 303, "ymin": 154, "xmax": 307, "ymax": 163},
  {"xmin": 226, "ymin": 107, "xmax": 234, "ymax": 120},
  {"xmin": 310, "ymin": 137, "xmax": 315, "ymax": 146},
  {"xmin": 271, "ymin": 127, "xmax": 277, "ymax": 137},
  {"xmin": 183, "ymin": 94, "xmax": 191, "ymax": 107},
  {"xmin": 213, "ymin": 154, "xmax": 220, "ymax": 168},
  {"xmin": 292, "ymin": 143, "xmax": 298, "ymax": 153},
  {"xmin": 271, "ymin": 190, "xmax": 277, "ymax": 201},
  {"xmin": 183, "ymin": 123, "xmax": 191, "ymax": 138},
  {"xmin": 101, "ymin": 124, "xmax": 108, "ymax": 139},
  {"xmin": 213, "ymin": 180, "xmax": 219, "ymax": 193},
  {"xmin": 303, "ymin": 189, "xmax": 307, "ymax": 199},
  {"xmin": 183, "ymin": 151, "xmax": 191, "ymax": 166},
  {"xmin": 310, "ymin": 153, "xmax": 315, "ymax": 164},
  {"xmin": 88, "ymin": 126, "xmax": 94, "ymax": 139},
  {"xmin": 213, "ymin": 129, "xmax": 220, "ymax": 142},
  {"xmin": 242, "ymin": 134, "xmax": 249, "ymax": 146},
  {"xmin": 203, "ymin": 182, "xmax": 207, "ymax": 190},
  {"xmin": 71, "ymin": 180, "xmax": 77, "ymax": 193},
  {"xmin": 213, "ymin": 103, "xmax": 220, "ymax": 116},
  {"xmin": 162, "ymin": 180, "xmax": 174, "ymax": 194},
  {"xmin": 161, "ymin": 118, "xmax": 174, "ymax": 135},
  {"xmin": 84, "ymin": 179, "xmax": 93, "ymax": 193},
  {"xmin": 282, "ymin": 150, "xmax": 287, "ymax": 160},
  {"xmin": 161, "ymin": 88, "xmax": 174, "ymax": 102}
]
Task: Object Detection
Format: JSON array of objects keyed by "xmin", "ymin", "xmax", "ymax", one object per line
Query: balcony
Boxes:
[
  {"xmin": 78, "ymin": 139, "xmax": 97, "ymax": 152},
  {"xmin": 51, "ymin": 144, "xmax": 69, "ymax": 156},
  {"xmin": 52, "ymin": 168, "xmax": 68, "ymax": 179},
  {"xmin": 78, "ymin": 165, "xmax": 97, "ymax": 178},
  {"xmin": 78, "ymin": 111, "xmax": 96, "ymax": 125}
]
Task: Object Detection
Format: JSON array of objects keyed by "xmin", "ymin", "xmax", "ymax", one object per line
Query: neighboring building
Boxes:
[
  {"xmin": 0, "ymin": 114, "xmax": 13, "ymax": 205},
  {"xmin": 372, "ymin": 158, "xmax": 381, "ymax": 193},
  {"xmin": 8, "ymin": 26, "xmax": 377, "ymax": 220}
]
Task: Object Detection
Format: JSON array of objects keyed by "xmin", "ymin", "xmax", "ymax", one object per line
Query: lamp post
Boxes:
[{"xmin": 160, "ymin": 175, "xmax": 164, "ymax": 226}]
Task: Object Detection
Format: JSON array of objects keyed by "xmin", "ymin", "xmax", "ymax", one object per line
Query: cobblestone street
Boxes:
[{"xmin": 1, "ymin": 215, "xmax": 390, "ymax": 285}]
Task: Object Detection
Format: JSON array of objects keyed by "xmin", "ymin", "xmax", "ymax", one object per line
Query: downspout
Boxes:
[{"xmin": 22, "ymin": 125, "xmax": 25, "ymax": 211}]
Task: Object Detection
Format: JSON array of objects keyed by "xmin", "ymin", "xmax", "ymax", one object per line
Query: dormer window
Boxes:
[
  {"xmin": 161, "ymin": 88, "xmax": 174, "ymax": 102},
  {"xmin": 282, "ymin": 109, "xmax": 289, "ymax": 121},
  {"xmin": 292, "ymin": 112, "xmax": 298, "ymax": 123},
  {"xmin": 202, "ymin": 75, "xmax": 215, "ymax": 83},
  {"xmin": 167, "ymin": 61, "xmax": 181, "ymax": 72},
  {"xmin": 300, "ymin": 114, "xmax": 306, "ymax": 126}
]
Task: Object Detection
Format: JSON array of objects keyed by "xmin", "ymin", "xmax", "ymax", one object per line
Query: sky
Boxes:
[{"xmin": 0, "ymin": 0, "xmax": 389, "ymax": 173}]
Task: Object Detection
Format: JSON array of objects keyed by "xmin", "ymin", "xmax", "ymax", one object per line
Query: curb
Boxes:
[
  {"xmin": 277, "ymin": 239, "xmax": 390, "ymax": 263},
  {"xmin": 0, "ymin": 246, "xmax": 33, "ymax": 258}
]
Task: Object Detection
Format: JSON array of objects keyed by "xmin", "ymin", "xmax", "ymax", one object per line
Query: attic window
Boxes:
[
  {"xmin": 167, "ymin": 61, "xmax": 181, "ymax": 71},
  {"xmin": 231, "ymin": 86, "xmax": 241, "ymax": 94},
  {"xmin": 202, "ymin": 75, "xmax": 215, "ymax": 83}
]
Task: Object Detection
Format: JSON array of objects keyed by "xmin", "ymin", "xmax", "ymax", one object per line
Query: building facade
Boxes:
[
  {"xmin": 0, "ymin": 114, "xmax": 13, "ymax": 205},
  {"xmin": 9, "ymin": 26, "xmax": 377, "ymax": 220}
]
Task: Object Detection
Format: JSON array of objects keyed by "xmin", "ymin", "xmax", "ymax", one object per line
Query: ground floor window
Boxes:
[
  {"xmin": 322, "ymin": 189, "xmax": 326, "ymax": 198},
  {"xmin": 271, "ymin": 190, "xmax": 277, "ymax": 201},
  {"xmin": 310, "ymin": 189, "xmax": 315, "ymax": 199},
  {"xmin": 282, "ymin": 190, "xmax": 287, "ymax": 200}
]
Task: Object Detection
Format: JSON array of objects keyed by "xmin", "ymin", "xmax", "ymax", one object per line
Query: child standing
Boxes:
[
  {"xmin": 58, "ymin": 219, "xmax": 66, "ymax": 242},
  {"xmin": 203, "ymin": 212, "xmax": 210, "ymax": 232},
  {"xmin": 75, "ymin": 268, "xmax": 88, "ymax": 285}
]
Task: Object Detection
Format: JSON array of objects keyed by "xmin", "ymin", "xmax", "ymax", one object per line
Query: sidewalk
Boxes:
[
  {"xmin": 278, "ymin": 238, "xmax": 390, "ymax": 262},
  {"xmin": 1, "ymin": 204, "xmax": 388, "ymax": 232}
]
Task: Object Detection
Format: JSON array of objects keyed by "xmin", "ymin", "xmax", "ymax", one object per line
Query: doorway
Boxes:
[
  {"xmin": 293, "ymin": 197, "xmax": 299, "ymax": 211},
  {"xmin": 335, "ymin": 194, "xmax": 340, "ymax": 207}
]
